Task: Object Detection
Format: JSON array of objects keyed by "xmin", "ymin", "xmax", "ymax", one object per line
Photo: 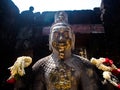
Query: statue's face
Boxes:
[{"xmin": 50, "ymin": 25, "xmax": 73, "ymax": 59}]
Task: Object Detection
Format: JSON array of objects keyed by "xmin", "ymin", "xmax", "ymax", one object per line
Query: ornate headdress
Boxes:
[{"xmin": 50, "ymin": 11, "xmax": 72, "ymax": 32}]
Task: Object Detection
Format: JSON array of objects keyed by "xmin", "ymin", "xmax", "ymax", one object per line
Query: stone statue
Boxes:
[
  {"xmin": 7, "ymin": 11, "xmax": 114, "ymax": 90},
  {"xmin": 32, "ymin": 11, "xmax": 100, "ymax": 90}
]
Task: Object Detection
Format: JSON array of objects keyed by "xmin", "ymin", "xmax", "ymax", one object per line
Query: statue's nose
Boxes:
[{"xmin": 59, "ymin": 35, "xmax": 63, "ymax": 41}]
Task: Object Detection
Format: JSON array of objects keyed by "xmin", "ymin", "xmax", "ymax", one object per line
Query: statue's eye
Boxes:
[
  {"xmin": 63, "ymin": 31, "xmax": 69, "ymax": 38},
  {"xmin": 53, "ymin": 32, "xmax": 59, "ymax": 38}
]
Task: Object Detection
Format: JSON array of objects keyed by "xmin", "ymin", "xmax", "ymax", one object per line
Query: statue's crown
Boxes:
[
  {"xmin": 54, "ymin": 11, "xmax": 68, "ymax": 23},
  {"xmin": 51, "ymin": 11, "xmax": 71, "ymax": 31}
]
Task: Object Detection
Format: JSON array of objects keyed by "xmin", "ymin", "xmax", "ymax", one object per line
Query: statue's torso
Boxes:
[{"xmin": 32, "ymin": 54, "xmax": 99, "ymax": 90}]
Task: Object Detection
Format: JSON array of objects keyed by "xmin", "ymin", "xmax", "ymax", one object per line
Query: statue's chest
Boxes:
[{"xmin": 45, "ymin": 61, "xmax": 77, "ymax": 90}]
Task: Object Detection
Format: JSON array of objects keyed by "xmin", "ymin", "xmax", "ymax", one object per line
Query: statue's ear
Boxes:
[{"xmin": 71, "ymin": 33, "xmax": 75, "ymax": 50}]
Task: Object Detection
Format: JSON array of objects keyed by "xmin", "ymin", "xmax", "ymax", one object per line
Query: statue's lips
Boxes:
[
  {"xmin": 57, "ymin": 43, "xmax": 67, "ymax": 47},
  {"xmin": 58, "ymin": 43, "xmax": 66, "ymax": 46},
  {"xmin": 56, "ymin": 43, "xmax": 67, "ymax": 52},
  {"xmin": 52, "ymin": 41, "xmax": 69, "ymax": 52}
]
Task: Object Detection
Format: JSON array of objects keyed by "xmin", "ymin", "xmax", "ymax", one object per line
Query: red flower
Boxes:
[
  {"xmin": 117, "ymin": 84, "xmax": 120, "ymax": 89},
  {"xmin": 6, "ymin": 77, "xmax": 16, "ymax": 84},
  {"xmin": 103, "ymin": 58, "xmax": 113, "ymax": 66},
  {"xmin": 112, "ymin": 68, "xmax": 120, "ymax": 76}
]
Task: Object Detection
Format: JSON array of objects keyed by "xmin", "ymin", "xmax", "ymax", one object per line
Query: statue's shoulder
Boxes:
[
  {"xmin": 32, "ymin": 55, "xmax": 52, "ymax": 71},
  {"xmin": 73, "ymin": 54, "xmax": 89, "ymax": 61},
  {"xmin": 73, "ymin": 54, "xmax": 93, "ymax": 67}
]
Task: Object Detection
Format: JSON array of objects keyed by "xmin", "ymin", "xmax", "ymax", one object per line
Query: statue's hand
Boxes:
[{"xmin": 8, "ymin": 56, "xmax": 32, "ymax": 77}]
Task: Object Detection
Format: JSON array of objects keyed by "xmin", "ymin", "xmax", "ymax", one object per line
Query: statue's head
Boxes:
[{"xmin": 49, "ymin": 11, "xmax": 75, "ymax": 59}]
